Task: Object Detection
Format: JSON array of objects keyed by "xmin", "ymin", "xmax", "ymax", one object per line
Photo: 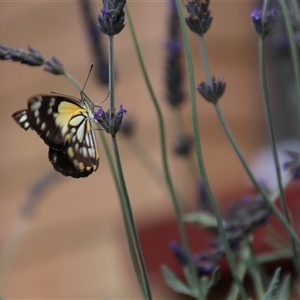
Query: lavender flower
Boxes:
[
  {"xmin": 185, "ymin": 0, "xmax": 213, "ymax": 35},
  {"xmin": 170, "ymin": 194, "xmax": 271, "ymax": 280},
  {"xmin": 197, "ymin": 77, "xmax": 226, "ymax": 104},
  {"xmin": 97, "ymin": 0, "xmax": 126, "ymax": 36},
  {"xmin": 212, "ymin": 195, "xmax": 271, "ymax": 252},
  {"xmin": 165, "ymin": 0, "xmax": 184, "ymax": 107},
  {"xmin": 95, "ymin": 105, "xmax": 127, "ymax": 136},
  {"xmin": 169, "ymin": 240, "xmax": 217, "ymax": 277},
  {"xmin": 169, "ymin": 240, "xmax": 188, "ymax": 265},
  {"xmin": 44, "ymin": 56, "xmax": 65, "ymax": 75},
  {"xmin": 0, "ymin": 45, "xmax": 45, "ymax": 66},
  {"xmin": 0, "ymin": 45, "xmax": 13, "ymax": 60},
  {"xmin": 251, "ymin": 8, "xmax": 276, "ymax": 38}
]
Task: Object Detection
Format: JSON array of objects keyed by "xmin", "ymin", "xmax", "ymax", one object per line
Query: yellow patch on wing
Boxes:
[{"xmin": 55, "ymin": 102, "xmax": 86, "ymax": 136}]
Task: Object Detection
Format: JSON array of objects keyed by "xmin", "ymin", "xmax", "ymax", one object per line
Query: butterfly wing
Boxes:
[
  {"xmin": 13, "ymin": 95, "xmax": 87, "ymax": 150},
  {"xmin": 12, "ymin": 109, "xmax": 33, "ymax": 130},
  {"xmin": 13, "ymin": 94, "xmax": 100, "ymax": 178},
  {"xmin": 64, "ymin": 112, "xmax": 100, "ymax": 173},
  {"xmin": 48, "ymin": 147, "xmax": 94, "ymax": 178}
]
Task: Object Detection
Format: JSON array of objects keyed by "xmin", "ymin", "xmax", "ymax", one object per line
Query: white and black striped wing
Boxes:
[
  {"xmin": 12, "ymin": 94, "xmax": 100, "ymax": 178},
  {"xmin": 13, "ymin": 95, "xmax": 86, "ymax": 150},
  {"xmin": 64, "ymin": 112, "xmax": 99, "ymax": 173}
]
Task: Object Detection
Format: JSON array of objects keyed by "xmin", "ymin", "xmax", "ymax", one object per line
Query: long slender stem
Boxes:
[
  {"xmin": 246, "ymin": 243, "xmax": 265, "ymax": 299},
  {"xmin": 125, "ymin": 6, "xmax": 202, "ymax": 299},
  {"xmin": 259, "ymin": 37, "xmax": 289, "ymax": 227},
  {"xmin": 64, "ymin": 72, "xmax": 83, "ymax": 91},
  {"xmin": 259, "ymin": 36, "xmax": 300, "ymax": 274},
  {"xmin": 175, "ymin": 2, "xmax": 248, "ymax": 299},
  {"xmin": 99, "ymin": 131, "xmax": 146, "ymax": 299},
  {"xmin": 109, "ymin": 35, "xmax": 115, "ymax": 115},
  {"xmin": 278, "ymin": 0, "xmax": 300, "ymax": 123},
  {"xmin": 198, "ymin": 37, "xmax": 211, "ymax": 82},
  {"xmin": 107, "ymin": 33, "xmax": 152, "ymax": 300},
  {"xmin": 111, "ymin": 136, "xmax": 152, "ymax": 300}
]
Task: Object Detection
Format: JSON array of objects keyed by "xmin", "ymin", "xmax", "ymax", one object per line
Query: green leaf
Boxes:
[
  {"xmin": 264, "ymin": 268, "xmax": 281, "ymax": 300},
  {"xmin": 207, "ymin": 267, "xmax": 220, "ymax": 292},
  {"xmin": 161, "ymin": 265, "xmax": 195, "ymax": 297},
  {"xmin": 277, "ymin": 274, "xmax": 290, "ymax": 300},
  {"xmin": 183, "ymin": 266, "xmax": 197, "ymax": 291},
  {"xmin": 183, "ymin": 212, "xmax": 217, "ymax": 228}
]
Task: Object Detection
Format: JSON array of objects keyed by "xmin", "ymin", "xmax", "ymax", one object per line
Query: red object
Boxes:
[{"xmin": 137, "ymin": 180, "xmax": 300, "ymax": 281}]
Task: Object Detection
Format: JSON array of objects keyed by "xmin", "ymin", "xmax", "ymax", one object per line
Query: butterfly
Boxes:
[{"xmin": 12, "ymin": 92, "xmax": 100, "ymax": 178}]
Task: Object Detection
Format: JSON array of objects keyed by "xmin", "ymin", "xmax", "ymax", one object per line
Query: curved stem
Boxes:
[
  {"xmin": 64, "ymin": 72, "xmax": 83, "ymax": 92},
  {"xmin": 107, "ymin": 33, "xmax": 152, "ymax": 299},
  {"xmin": 99, "ymin": 131, "xmax": 147, "ymax": 299},
  {"xmin": 259, "ymin": 36, "xmax": 300, "ymax": 274},
  {"xmin": 175, "ymin": 1, "xmax": 248, "ymax": 299},
  {"xmin": 259, "ymin": 37, "xmax": 289, "ymax": 224},
  {"xmin": 111, "ymin": 136, "xmax": 152, "ymax": 300},
  {"xmin": 125, "ymin": 6, "xmax": 202, "ymax": 299},
  {"xmin": 277, "ymin": 1, "xmax": 300, "ymax": 123}
]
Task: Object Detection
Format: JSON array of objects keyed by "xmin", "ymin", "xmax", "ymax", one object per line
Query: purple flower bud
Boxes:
[
  {"xmin": 169, "ymin": 241, "xmax": 188, "ymax": 265},
  {"xmin": 97, "ymin": 0, "xmax": 126, "ymax": 36},
  {"xmin": 185, "ymin": 0, "xmax": 213, "ymax": 35},
  {"xmin": 251, "ymin": 8, "xmax": 276, "ymax": 38},
  {"xmin": 44, "ymin": 56, "xmax": 65, "ymax": 75},
  {"xmin": 197, "ymin": 77, "xmax": 226, "ymax": 104},
  {"xmin": 95, "ymin": 105, "xmax": 127, "ymax": 136}
]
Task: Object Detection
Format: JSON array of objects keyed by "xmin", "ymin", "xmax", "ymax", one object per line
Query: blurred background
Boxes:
[{"xmin": 0, "ymin": 0, "xmax": 266, "ymax": 298}]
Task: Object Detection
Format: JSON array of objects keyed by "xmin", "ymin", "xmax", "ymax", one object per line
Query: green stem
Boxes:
[
  {"xmin": 198, "ymin": 36, "xmax": 211, "ymax": 82},
  {"xmin": 277, "ymin": 0, "xmax": 300, "ymax": 123},
  {"xmin": 64, "ymin": 72, "xmax": 83, "ymax": 92},
  {"xmin": 227, "ymin": 254, "xmax": 248, "ymax": 300},
  {"xmin": 108, "ymin": 35, "xmax": 115, "ymax": 115},
  {"xmin": 99, "ymin": 131, "xmax": 146, "ymax": 299},
  {"xmin": 107, "ymin": 33, "xmax": 152, "ymax": 299},
  {"xmin": 176, "ymin": 2, "xmax": 248, "ymax": 299},
  {"xmin": 125, "ymin": 6, "xmax": 202, "ymax": 299},
  {"xmin": 246, "ymin": 243, "xmax": 265, "ymax": 298},
  {"xmin": 111, "ymin": 136, "xmax": 152, "ymax": 300},
  {"xmin": 259, "ymin": 36, "xmax": 300, "ymax": 274}
]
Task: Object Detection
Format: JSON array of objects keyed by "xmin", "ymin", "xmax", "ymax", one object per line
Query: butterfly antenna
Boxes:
[
  {"xmin": 82, "ymin": 64, "xmax": 94, "ymax": 92},
  {"xmin": 94, "ymin": 90, "xmax": 110, "ymax": 107}
]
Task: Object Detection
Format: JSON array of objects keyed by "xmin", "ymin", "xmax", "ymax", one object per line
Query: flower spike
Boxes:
[
  {"xmin": 185, "ymin": 0, "xmax": 213, "ymax": 35},
  {"xmin": 95, "ymin": 105, "xmax": 127, "ymax": 136},
  {"xmin": 251, "ymin": 8, "xmax": 276, "ymax": 38},
  {"xmin": 97, "ymin": 0, "xmax": 126, "ymax": 36},
  {"xmin": 197, "ymin": 77, "xmax": 226, "ymax": 104}
]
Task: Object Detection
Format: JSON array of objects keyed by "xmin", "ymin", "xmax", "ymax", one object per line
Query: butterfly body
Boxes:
[{"xmin": 12, "ymin": 93, "xmax": 99, "ymax": 178}]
